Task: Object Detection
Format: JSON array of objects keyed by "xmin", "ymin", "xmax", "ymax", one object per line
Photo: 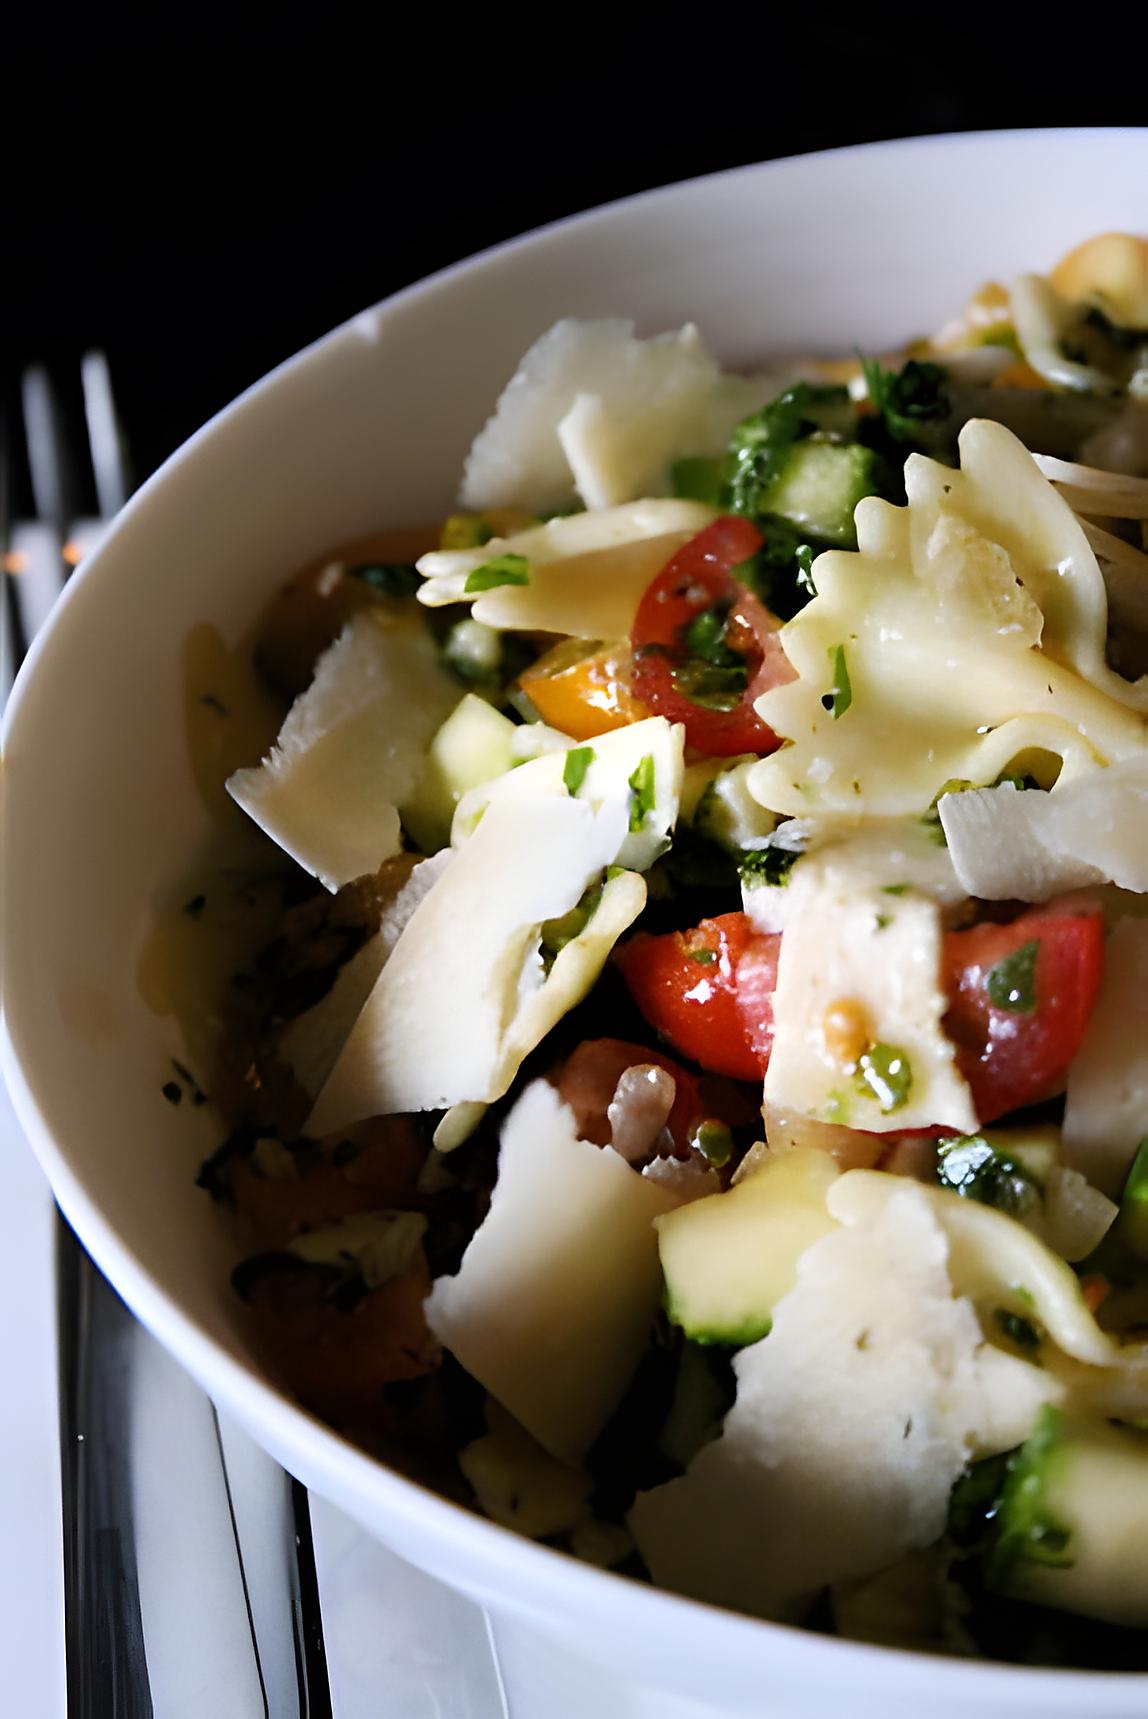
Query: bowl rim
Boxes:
[{"xmin": 5, "ymin": 126, "xmax": 1148, "ymax": 1701}]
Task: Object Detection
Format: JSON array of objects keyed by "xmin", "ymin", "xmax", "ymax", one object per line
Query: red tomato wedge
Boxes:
[
  {"xmin": 630, "ymin": 516, "xmax": 791, "ymax": 756},
  {"xmin": 941, "ymin": 907, "xmax": 1104, "ymax": 1125},
  {"xmin": 614, "ymin": 914, "xmax": 781, "ymax": 1082}
]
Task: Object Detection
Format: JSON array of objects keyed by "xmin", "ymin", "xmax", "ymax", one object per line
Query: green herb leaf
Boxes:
[
  {"xmin": 986, "ymin": 940, "xmax": 1039, "ymax": 1013},
  {"xmin": 739, "ymin": 845, "xmax": 800, "ymax": 888},
  {"xmin": 687, "ymin": 948, "xmax": 717, "ymax": 965},
  {"xmin": 823, "ymin": 644, "xmax": 852, "ymax": 719},
  {"xmin": 853, "ymin": 1043, "xmax": 913, "ymax": 1113},
  {"xmin": 349, "ymin": 562, "xmax": 421, "ymax": 597},
  {"xmin": 861, "ymin": 356, "xmax": 951, "ymax": 444},
  {"xmin": 882, "ymin": 883, "xmax": 909, "ymax": 896},
  {"xmin": 463, "ymin": 553, "xmax": 531, "ymax": 594},
  {"xmin": 628, "ymin": 754, "xmax": 657, "ymax": 831},
  {"xmin": 563, "ymin": 746, "xmax": 595, "ymax": 797}
]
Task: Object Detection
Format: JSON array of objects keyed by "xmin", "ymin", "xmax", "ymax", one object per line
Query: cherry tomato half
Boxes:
[
  {"xmin": 941, "ymin": 907, "xmax": 1104, "ymax": 1125},
  {"xmin": 614, "ymin": 914, "xmax": 781, "ymax": 1082},
  {"xmin": 630, "ymin": 517, "xmax": 791, "ymax": 757}
]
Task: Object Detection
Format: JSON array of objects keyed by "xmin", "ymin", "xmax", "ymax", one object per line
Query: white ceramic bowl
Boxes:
[{"xmin": 5, "ymin": 129, "xmax": 1148, "ymax": 1718}]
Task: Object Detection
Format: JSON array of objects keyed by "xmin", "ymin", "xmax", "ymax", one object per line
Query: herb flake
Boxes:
[
  {"xmin": 563, "ymin": 746, "xmax": 595, "ymax": 797},
  {"xmin": 823, "ymin": 644, "xmax": 852, "ymax": 719},
  {"xmin": 463, "ymin": 553, "xmax": 530, "ymax": 594},
  {"xmin": 853, "ymin": 1043, "xmax": 913, "ymax": 1113},
  {"xmin": 628, "ymin": 754, "xmax": 657, "ymax": 832},
  {"xmin": 986, "ymin": 940, "xmax": 1039, "ymax": 1013}
]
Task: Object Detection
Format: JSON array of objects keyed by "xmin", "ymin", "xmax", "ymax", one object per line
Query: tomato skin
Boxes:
[
  {"xmin": 941, "ymin": 909, "xmax": 1104, "ymax": 1125},
  {"xmin": 615, "ymin": 913, "xmax": 780, "ymax": 1082},
  {"xmin": 630, "ymin": 517, "xmax": 790, "ymax": 757}
]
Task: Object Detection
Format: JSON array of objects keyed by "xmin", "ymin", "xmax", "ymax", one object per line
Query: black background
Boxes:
[{"xmin": 5, "ymin": 13, "xmax": 1144, "ymax": 499}]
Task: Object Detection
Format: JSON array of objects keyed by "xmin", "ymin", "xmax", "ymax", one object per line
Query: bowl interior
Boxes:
[{"xmin": 5, "ymin": 129, "xmax": 1148, "ymax": 1715}]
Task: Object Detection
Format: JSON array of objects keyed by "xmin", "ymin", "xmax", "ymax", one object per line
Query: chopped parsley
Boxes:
[
  {"xmin": 687, "ymin": 948, "xmax": 717, "ymax": 965},
  {"xmin": 986, "ymin": 939, "xmax": 1039, "ymax": 1013},
  {"xmin": 463, "ymin": 553, "xmax": 530, "ymax": 594},
  {"xmin": 823, "ymin": 644, "xmax": 852, "ymax": 719},
  {"xmin": 874, "ymin": 912, "xmax": 892, "ymax": 931},
  {"xmin": 881, "ymin": 883, "xmax": 909, "ymax": 896},
  {"xmin": 936, "ymin": 1134, "xmax": 1042, "ymax": 1218},
  {"xmin": 853, "ymin": 1042, "xmax": 913, "ymax": 1113},
  {"xmin": 739, "ymin": 845, "xmax": 800, "ymax": 889},
  {"xmin": 563, "ymin": 746, "xmax": 595, "ymax": 797},
  {"xmin": 860, "ymin": 356, "xmax": 951, "ymax": 444},
  {"xmin": 348, "ymin": 562, "xmax": 420, "ymax": 597},
  {"xmin": 628, "ymin": 754, "xmax": 657, "ymax": 831}
]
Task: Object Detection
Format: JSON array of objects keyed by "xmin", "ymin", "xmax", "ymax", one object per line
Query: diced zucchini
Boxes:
[
  {"xmin": 757, "ymin": 438, "xmax": 882, "ymax": 546},
  {"xmin": 992, "ymin": 1414, "xmax": 1148, "ymax": 1629},
  {"xmin": 400, "ymin": 693, "xmax": 517, "ymax": 853},
  {"xmin": 691, "ymin": 761, "xmax": 778, "ymax": 855},
  {"xmin": 659, "ymin": 1147, "xmax": 839, "ymax": 1346}
]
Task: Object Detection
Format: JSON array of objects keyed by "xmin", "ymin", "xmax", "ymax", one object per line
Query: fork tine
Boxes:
[{"xmin": 81, "ymin": 351, "xmax": 130, "ymax": 518}]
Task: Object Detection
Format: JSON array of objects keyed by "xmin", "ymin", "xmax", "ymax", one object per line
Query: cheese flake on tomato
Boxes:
[{"xmin": 763, "ymin": 849, "xmax": 976, "ymax": 1133}]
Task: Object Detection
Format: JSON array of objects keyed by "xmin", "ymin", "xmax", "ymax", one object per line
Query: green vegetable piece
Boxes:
[
  {"xmin": 539, "ymin": 878, "xmax": 604, "ymax": 969},
  {"xmin": 936, "ymin": 1133, "xmax": 1042, "ymax": 1219},
  {"xmin": 738, "ymin": 845, "xmax": 800, "ymax": 889},
  {"xmin": 727, "ymin": 382, "xmax": 852, "ymax": 519},
  {"xmin": 690, "ymin": 1120, "xmax": 733, "ymax": 1167},
  {"xmin": 987, "ymin": 1406, "xmax": 1074, "ymax": 1583},
  {"xmin": 671, "ymin": 455, "xmax": 731, "ymax": 507},
  {"xmin": 882, "ymin": 883, "xmax": 909, "ymax": 895},
  {"xmin": 656, "ymin": 1341, "xmax": 736, "ymax": 1473},
  {"xmin": 688, "ymin": 948, "xmax": 717, "ymax": 966},
  {"xmin": 671, "ymin": 659, "xmax": 749, "ymax": 711},
  {"xmin": 563, "ymin": 746, "xmax": 595, "ymax": 797},
  {"xmin": 794, "ymin": 541, "xmax": 817, "ymax": 596},
  {"xmin": 683, "ymin": 605, "xmax": 737, "ymax": 665},
  {"xmin": 349, "ymin": 562, "xmax": 420, "ymax": 597},
  {"xmin": 853, "ymin": 1043, "xmax": 912, "ymax": 1113},
  {"xmin": 861, "ymin": 356, "xmax": 951, "ymax": 444},
  {"xmin": 823, "ymin": 644, "xmax": 852, "ymax": 719},
  {"xmin": 628, "ymin": 754, "xmax": 657, "ymax": 832},
  {"xmin": 464, "ymin": 553, "xmax": 531, "ymax": 594},
  {"xmin": 986, "ymin": 939, "xmax": 1039, "ymax": 1013},
  {"xmin": 1118, "ymin": 1137, "xmax": 1148, "ymax": 1263},
  {"xmin": 442, "ymin": 617, "xmax": 503, "ymax": 687},
  {"xmin": 756, "ymin": 438, "xmax": 882, "ymax": 547},
  {"xmin": 994, "ymin": 1308, "xmax": 1042, "ymax": 1351}
]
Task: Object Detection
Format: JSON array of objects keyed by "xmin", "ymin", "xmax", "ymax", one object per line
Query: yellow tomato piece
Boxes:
[
  {"xmin": 519, "ymin": 641, "xmax": 649, "ymax": 740},
  {"xmin": 1050, "ymin": 233, "xmax": 1148, "ymax": 327}
]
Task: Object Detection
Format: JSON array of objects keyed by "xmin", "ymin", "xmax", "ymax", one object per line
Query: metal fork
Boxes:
[{"xmin": 2, "ymin": 358, "xmax": 334, "ymax": 1719}]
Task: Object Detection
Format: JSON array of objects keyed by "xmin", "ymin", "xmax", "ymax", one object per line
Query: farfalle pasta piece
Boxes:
[{"xmin": 749, "ymin": 420, "xmax": 1148, "ymax": 820}]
